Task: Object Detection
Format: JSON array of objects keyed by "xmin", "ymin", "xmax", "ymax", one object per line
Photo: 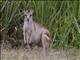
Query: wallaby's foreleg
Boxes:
[
  {"xmin": 23, "ymin": 29, "xmax": 26, "ymax": 44},
  {"xmin": 26, "ymin": 33, "xmax": 31, "ymax": 49},
  {"xmin": 41, "ymin": 33, "xmax": 50, "ymax": 55},
  {"xmin": 23, "ymin": 29, "xmax": 30, "ymax": 49}
]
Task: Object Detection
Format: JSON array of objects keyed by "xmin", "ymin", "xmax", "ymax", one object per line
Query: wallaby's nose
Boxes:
[{"xmin": 27, "ymin": 19, "xmax": 29, "ymax": 22}]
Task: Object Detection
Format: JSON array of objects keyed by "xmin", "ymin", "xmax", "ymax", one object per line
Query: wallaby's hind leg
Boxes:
[{"xmin": 41, "ymin": 33, "xmax": 50, "ymax": 56}]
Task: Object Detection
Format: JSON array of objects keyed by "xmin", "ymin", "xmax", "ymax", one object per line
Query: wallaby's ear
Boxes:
[
  {"xmin": 23, "ymin": 9, "xmax": 34, "ymax": 15},
  {"xmin": 30, "ymin": 9, "xmax": 34, "ymax": 15},
  {"xmin": 23, "ymin": 10, "xmax": 28, "ymax": 15},
  {"xmin": 23, "ymin": 10, "xmax": 26, "ymax": 15},
  {"xmin": 23, "ymin": 10, "xmax": 26, "ymax": 14}
]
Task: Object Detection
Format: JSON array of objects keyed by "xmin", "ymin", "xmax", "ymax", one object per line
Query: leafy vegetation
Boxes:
[{"xmin": 0, "ymin": 1, "xmax": 80, "ymax": 49}]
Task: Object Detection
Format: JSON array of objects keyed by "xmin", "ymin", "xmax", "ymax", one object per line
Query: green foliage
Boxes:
[{"xmin": 0, "ymin": 1, "xmax": 80, "ymax": 48}]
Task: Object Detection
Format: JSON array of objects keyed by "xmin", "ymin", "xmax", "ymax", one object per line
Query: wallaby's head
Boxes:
[{"xmin": 23, "ymin": 9, "xmax": 34, "ymax": 23}]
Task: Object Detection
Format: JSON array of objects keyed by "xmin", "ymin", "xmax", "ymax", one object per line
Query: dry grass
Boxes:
[{"xmin": 1, "ymin": 48, "xmax": 80, "ymax": 60}]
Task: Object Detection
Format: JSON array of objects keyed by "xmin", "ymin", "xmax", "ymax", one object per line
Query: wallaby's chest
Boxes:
[{"xmin": 23, "ymin": 21, "xmax": 32, "ymax": 32}]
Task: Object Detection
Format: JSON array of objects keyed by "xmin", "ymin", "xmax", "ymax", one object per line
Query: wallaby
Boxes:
[{"xmin": 23, "ymin": 9, "xmax": 51, "ymax": 55}]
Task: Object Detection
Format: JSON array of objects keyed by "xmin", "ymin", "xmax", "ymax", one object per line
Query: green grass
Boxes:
[{"xmin": 0, "ymin": 1, "xmax": 80, "ymax": 48}]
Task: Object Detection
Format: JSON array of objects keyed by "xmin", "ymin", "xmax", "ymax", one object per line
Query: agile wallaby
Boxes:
[{"xmin": 23, "ymin": 9, "xmax": 51, "ymax": 55}]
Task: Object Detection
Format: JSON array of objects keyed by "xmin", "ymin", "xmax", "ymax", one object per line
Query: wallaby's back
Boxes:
[{"xmin": 30, "ymin": 21, "xmax": 51, "ymax": 46}]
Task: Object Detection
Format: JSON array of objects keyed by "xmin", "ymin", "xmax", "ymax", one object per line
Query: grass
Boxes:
[
  {"xmin": 0, "ymin": 1, "xmax": 80, "ymax": 49},
  {"xmin": 1, "ymin": 48, "xmax": 80, "ymax": 60}
]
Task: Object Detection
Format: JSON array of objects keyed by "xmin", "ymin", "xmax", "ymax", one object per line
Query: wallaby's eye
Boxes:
[{"xmin": 30, "ymin": 14, "xmax": 32, "ymax": 17}]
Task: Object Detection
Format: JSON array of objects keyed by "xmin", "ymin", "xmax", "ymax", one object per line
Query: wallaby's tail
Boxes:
[
  {"xmin": 43, "ymin": 30, "xmax": 51, "ymax": 41},
  {"xmin": 41, "ymin": 31, "xmax": 51, "ymax": 55},
  {"xmin": 41, "ymin": 30, "xmax": 51, "ymax": 48}
]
